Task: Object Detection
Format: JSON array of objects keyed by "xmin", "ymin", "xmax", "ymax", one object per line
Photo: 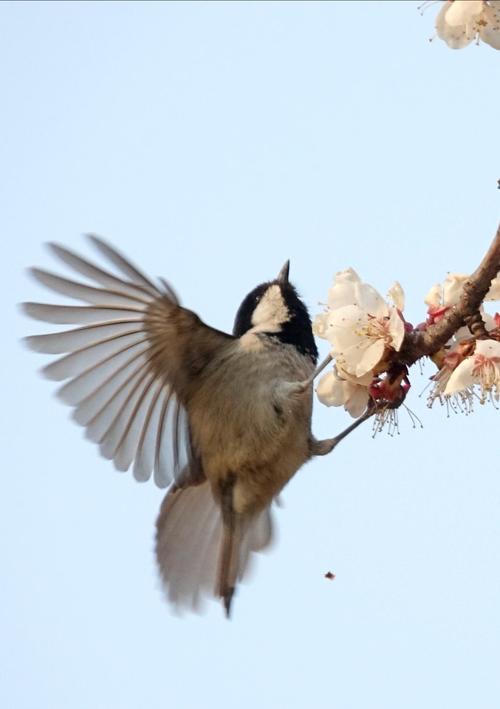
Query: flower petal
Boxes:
[
  {"xmin": 316, "ymin": 368, "xmax": 370, "ymax": 417},
  {"xmin": 350, "ymin": 339, "xmax": 385, "ymax": 378},
  {"xmin": 327, "ymin": 281, "xmax": 358, "ymax": 310},
  {"xmin": 443, "ymin": 273, "xmax": 469, "ymax": 305},
  {"xmin": 387, "ymin": 281, "xmax": 405, "ymax": 311},
  {"xmin": 312, "ymin": 311, "xmax": 331, "ymax": 339},
  {"xmin": 483, "ymin": 311, "xmax": 496, "ymax": 332},
  {"xmin": 388, "ymin": 307, "xmax": 405, "ymax": 351},
  {"xmin": 328, "ymin": 304, "xmax": 367, "ymax": 352},
  {"xmin": 316, "ymin": 370, "xmax": 344, "ymax": 407},
  {"xmin": 335, "ymin": 268, "xmax": 361, "ymax": 284},
  {"xmin": 327, "ymin": 268, "xmax": 361, "ymax": 309},
  {"xmin": 444, "ymin": 357, "xmax": 476, "ymax": 395},
  {"xmin": 337, "ymin": 365, "xmax": 373, "ymax": 387},
  {"xmin": 445, "ymin": 0, "xmax": 483, "ymax": 26},
  {"xmin": 345, "ymin": 387, "xmax": 369, "ymax": 418},
  {"xmin": 480, "ymin": 25, "xmax": 500, "ymax": 49},
  {"xmin": 355, "ymin": 282, "xmax": 388, "ymax": 316},
  {"xmin": 436, "ymin": 1, "xmax": 477, "ymax": 48},
  {"xmin": 478, "ymin": 1, "xmax": 500, "ymax": 49},
  {"xmin": 424, "ymin": 283, "xmax": 442, "ymax": 308},
  {"xmin": 475, "ymin": 339, "xmax": 500, "ymax": 359}
]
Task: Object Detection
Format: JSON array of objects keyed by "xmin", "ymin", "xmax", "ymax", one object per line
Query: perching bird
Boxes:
[{"xmin": 23, "ymin": 236, "xmax": 334, "ymax": 616}]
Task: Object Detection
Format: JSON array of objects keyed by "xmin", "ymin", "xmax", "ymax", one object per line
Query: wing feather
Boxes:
[
  {"xmin": 86, "ymin": 364, "xmax": 151, "ymax": 445},
  {"xmin": 24, "ymin": 237, "xmax": 233, "ymax": 487},
  {"xmin": 48, "ymin": 243, "xmax": 156, "ymax": 301},
  {"xmin": 24, "ymin": 321, "xmax": 144, "ymax": 354},
  {"xmin": 132, "ymin": 380, "xmax": 164, "ymax": 482},
  {"xmin": 21, "ymin": 303, "xmax": 144, "ymax": 325},
  {"xmin": 154, "ymin": 387, "xmax": 177, "ymax": 488},
  {"xmin": 113, "ymin": 377, "xmax": 160, "ymax": 472},
  {"xmin": 114, "ymin": 379, "xmax": 160, "ymax": 472},
  {"xmin": 42, "ymin": 332, "xmax": 148, "ymax": 381},
  {"xmin": 30, "ymin": 268, "xmax": 149, "ymax": 307},
  {"xmin": 71, "ymin": 355, "xmax": 148, "ymax": 426},
  {"xmin": 99, "ymin": 369, "xmax": 155, "ymax": 461},
  {"xmin": 87, "ymin": 234, "xmax": 162, "ymax": 296},
  {"xmin": 57, "ymin": 342, "xmax": 149, "ymax": 405}
]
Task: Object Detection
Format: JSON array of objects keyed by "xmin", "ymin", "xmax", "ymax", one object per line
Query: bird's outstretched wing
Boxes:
[{"xmin": 22, "ymin": 235, "xmax": 233, "ymax": 488}]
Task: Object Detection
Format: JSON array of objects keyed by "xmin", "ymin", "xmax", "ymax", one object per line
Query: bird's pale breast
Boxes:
[{"xmin": 187, "ymin": 333, "xmax": 314, "ymax": 514}]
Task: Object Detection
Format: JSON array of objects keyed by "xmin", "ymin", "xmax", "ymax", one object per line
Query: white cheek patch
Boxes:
[{"xmin": 251, "ymin": 285, "xmax": 290, "ymax": 333}]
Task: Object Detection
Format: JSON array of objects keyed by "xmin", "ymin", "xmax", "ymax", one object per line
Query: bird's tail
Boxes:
[{"xmin": 155, "ymin": 481, "xmax": 273, "ymax": 615}]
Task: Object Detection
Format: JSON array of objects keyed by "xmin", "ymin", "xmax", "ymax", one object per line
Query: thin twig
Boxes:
[
  {"xmin": 308, "ymin": 353, "xmax": 332, "ymax": 384},
  {"xmin": 312, "ymin": 406, "xmax": 374, "ymax": 456}
]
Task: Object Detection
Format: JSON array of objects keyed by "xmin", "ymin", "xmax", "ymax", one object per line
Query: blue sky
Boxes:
[{"xmin": 1, "ymin": 2, "xmax": 499, "ymax": 708}]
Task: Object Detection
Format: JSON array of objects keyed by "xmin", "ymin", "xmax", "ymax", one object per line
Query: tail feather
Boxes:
[
  {"xmin": 155, "ymin": 481, "xmax": 273, "ymax": 615},
  {"xmin": 217, "ymin": 515, "xmax": 243, "ymax": 617},
  {"xmin": 238, "ymin": 506, "xmax": 273, "ymax": 582},
  {"xmin": 155, "ymin": 483, "xmax": 221, "ymax": 611}
]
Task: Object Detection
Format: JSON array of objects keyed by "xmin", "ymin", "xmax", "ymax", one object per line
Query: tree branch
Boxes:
[{"xmin": 399, "ymin": 223, "xmax": 500, "ymax": 365}]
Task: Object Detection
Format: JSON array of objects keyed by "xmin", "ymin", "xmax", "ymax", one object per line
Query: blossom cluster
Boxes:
[
  {"xmin": 313, "ymin": 269, "xmax": 410, "ymax": 419},
  {"xmin": 423, "ymin": 273, "xmax": 500, "ymax": 409},
  {"xmin": 429, "ymin": 0, "xmax": 500, "ymax": 50},
  {"xmin": 313, "ymin": 267, "xmax": 500, "ymax": 425}
]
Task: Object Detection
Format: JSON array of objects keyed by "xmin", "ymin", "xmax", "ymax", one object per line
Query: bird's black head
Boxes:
[{"xmin": 233, "ymin": 261, "xmax": 318, "ymax": 364}]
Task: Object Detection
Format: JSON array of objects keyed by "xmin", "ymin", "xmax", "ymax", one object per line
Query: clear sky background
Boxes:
[{"xmin": 1, "ymin": 2, "xmax": 499, "ymax": 708}]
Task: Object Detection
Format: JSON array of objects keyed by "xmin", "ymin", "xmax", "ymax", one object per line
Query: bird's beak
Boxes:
[{"xmin": 277, "ymin": 260, "xmax": 290, "ymax": 284}]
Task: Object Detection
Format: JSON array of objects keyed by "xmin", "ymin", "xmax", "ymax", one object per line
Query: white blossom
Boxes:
[
  {"xmin": 445, "ymin": 338, "xmax": 500, "ymax": 402},
  {"xmin": 425, "ymin": 273, "xmax": 468, "ymax": 308},
  {"xmin": 435, "ymin": 0, "xmax": 500, "ymax": 50},
  {"xmin": 424, "ymin": 271, "xmax": 499, "ymax": 338},
  {"xmin": 316, "ymin": 367, "xmax": 371, "ymax": 418},
  {"xmin": 330, "ymin": 304, "xmax": 405, "ymax": 377},
  {"xmin": 433, "ymin": 270, "xmax": 500, "ymax": 303},
  {"xmin": 312, "ymin": 311, "xmax": 330, "ymax": 339},
  {"xmin": 443, "ymin": 273, "xmax": 470, "ymax": 305},
  {"xmin": 314, "ymin": 271, "xmax": 406, "ymax": 378},
  {"xmin": 427, "ymin": 341, "xmax": 472, "ymax": 407},
  {"xmin": 387, "ymin": 281, "xmax": 405, "ymax": 311},
  {"xmin": 424, "ymin": 282, "xmax": 443, "ymax": 309},
  {"xmin": 326, "ymin": 268, "xmax": 382, "ymax": 312}
]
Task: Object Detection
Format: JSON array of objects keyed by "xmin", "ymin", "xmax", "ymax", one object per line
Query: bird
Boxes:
[{"xmin": 22, "ymin": 236, "xmax": 335, "ymax": 616}]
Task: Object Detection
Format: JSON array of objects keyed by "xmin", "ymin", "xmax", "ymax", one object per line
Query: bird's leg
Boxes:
[
  {"xmin": 284, "ymin": 354, "xmax": 333, "ymax": 396},
  {"xmin": 311, "ymin": 407, "xmax": 374, "ymax": 456},
  {"xmin": 304, "ymin": 353, "xmax": 332, "ymax": 386}
]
